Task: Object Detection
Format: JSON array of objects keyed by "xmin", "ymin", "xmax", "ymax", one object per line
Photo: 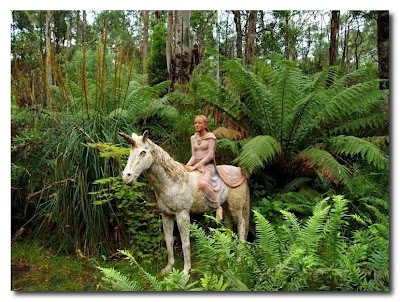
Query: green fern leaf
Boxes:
[
  {"xmin": 234, "ymin": 135, "xmax": 280, "ymax": 174},
  {"xmin": 97, "ymin": 267, "xmax": 142, "ymax": 291},
  {"xmin": 253, "ymin": 210, "xmax": 280, "ymax": 268},
  {"xmin": 327, "ymin": 135, "xmax": 389, "ymax": 170},
  {"xmin": 296, "ymin": 147, "xmax": 350, "ymax": 186},
  {"xmin": 296, "ymin": 198, "xmax": 330, "ymax": 254},
  {"xmin": 222, "ymin": 60, "xmax": 275, "ymax": 134}
]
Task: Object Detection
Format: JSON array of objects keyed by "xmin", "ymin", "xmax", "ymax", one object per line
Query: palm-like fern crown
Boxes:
[{"xmin": 197, "ymin": 59, "xmax": 389, "ymax": 185}]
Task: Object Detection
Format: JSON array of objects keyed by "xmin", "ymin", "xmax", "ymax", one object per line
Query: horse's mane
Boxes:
[{"xmin": 149, "ymin": 141, "xmax": 189, "ymax": 183}]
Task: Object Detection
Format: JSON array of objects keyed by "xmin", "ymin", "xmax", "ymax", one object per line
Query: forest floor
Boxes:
[
  {"xmin": 11, "ymin": 240, "xmax": 103, "ymax": 291},
  {"xmin": 11, "ymin": 239, "xmax": 134, "ymax": 291},
  {"xmin": 11, "ymin": 239, "xmax": 184, "ymax": 291}
]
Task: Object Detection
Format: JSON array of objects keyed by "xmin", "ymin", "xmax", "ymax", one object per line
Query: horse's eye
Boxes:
[{"xmin": 140, "ymin": 151, "xmax": 146, "ymax": 156}]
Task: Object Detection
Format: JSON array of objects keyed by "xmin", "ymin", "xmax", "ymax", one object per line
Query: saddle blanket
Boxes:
[{"xmin": 216, "ymin": 165, "xmax": 247, "ymax": 188}]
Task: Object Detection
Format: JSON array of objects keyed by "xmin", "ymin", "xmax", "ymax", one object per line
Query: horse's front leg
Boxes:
[
  {"xmin": 161, "ymin": 213, "xmax": 175, "ymax": 275},
  {"xmin": 176, "ymin": 211, "xmax": 191, "ymax": 275}
]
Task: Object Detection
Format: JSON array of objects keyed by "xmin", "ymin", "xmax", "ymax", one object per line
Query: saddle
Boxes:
[{"xmin": 216, "ymin": 165, "xmax": 247, "ymax": 188}]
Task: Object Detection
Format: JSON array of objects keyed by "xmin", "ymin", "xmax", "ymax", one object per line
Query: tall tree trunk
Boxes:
[
  {"xmin": 233, "ymin": 10, "xmax": 243, "ymax": 59},
  {"xmin": 354, "ymin": 19, "xmax": 363, "ymax": 70},
  {"xmin": 168, "ymin": 10, "xmax": 191, "ymax": 89},
  {"xmin": 140, "ymin": 11, "xmax": 149, "ymax": 75},
  {"xmin": 329, "ymin": 10, "xmax": 340, "ymax": 66},
  {"xmin": 216, "ymin": 10, "xmax": 220, "ymax": 83},
  {"xmin": 377, "ymin": 10, "xmax": 389, "ymax": 90},
  {"xmin": 45, "ymin": 10, "xmax": 53, "ymax": 107},
  {"xmin": 284, "ymin": 12, "xmax": 294, "ymax": 61},
  {"xmin": 154, "ymin": 10, "xmax": 162, "ymax": 20},
  {"xmin": 341, "ymin": 16, "xmax": 351, "ymax": 73},
  {"xmin": 245, "ymin": 10, "xmax": 257, "ymax": 67},
  {"xmin": 166, "ymin": 11, "xmax": 173, "ymax": 73},
  {"xmin": 81, "ymin": 10, "xmax": 90, "ymax": 111}
]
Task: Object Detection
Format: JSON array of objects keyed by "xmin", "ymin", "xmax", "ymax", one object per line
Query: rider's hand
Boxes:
[{"xmin": 184, "ymin": 165, "xmax": 197, "ymax": 172}]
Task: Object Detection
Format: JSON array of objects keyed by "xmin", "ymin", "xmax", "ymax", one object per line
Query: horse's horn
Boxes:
[
  {"xmin": 142, "ymin": 130, "xmax": 149, "ymax": 142},
  {"xmin": 118, "ymin": 131, "xmax": 136, "ymax": 147}
]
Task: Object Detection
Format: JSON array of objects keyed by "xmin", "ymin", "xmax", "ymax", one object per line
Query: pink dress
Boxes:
[{"xmin": 186, "ymin": 132, "xmax": 222, "ymax": 206}]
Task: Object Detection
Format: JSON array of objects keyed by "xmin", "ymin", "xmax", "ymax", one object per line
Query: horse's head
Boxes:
[{"xmin": 119, "ymin": 130, "xmax": 153, "ymax": 185}]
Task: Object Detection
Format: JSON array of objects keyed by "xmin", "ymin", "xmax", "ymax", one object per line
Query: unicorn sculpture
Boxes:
[{"xmin": 119, "ymin": 131, "xmax": 250, "ymax": 275}]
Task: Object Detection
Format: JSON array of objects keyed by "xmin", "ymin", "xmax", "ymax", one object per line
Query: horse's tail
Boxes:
[{"xmin": 242, "ymin": 181, "xmax": 250, "ymax": 240}]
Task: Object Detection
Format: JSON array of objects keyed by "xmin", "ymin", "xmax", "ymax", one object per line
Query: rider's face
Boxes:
[{"xmin": 194, "ymin": 117, "xmax": 207, "ymax": 133}]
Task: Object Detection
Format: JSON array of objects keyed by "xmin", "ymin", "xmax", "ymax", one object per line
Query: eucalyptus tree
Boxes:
[{"xmin": 167, "ymin": 10, "xmax": 192, "ymax": 89}]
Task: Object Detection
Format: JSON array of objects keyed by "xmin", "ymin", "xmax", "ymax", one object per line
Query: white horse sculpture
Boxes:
[{"xmin": 119, "ymin": 131, "xmax": 250, "ymax": 275}]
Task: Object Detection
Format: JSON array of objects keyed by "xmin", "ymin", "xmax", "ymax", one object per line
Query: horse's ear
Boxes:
[
  {"xmin": 142, "ymin": 130, "xmax": 149, "ymax": 142},
  {"xmin": 118, "ymin": 131, "xmax": 136, "ymax": 147}
]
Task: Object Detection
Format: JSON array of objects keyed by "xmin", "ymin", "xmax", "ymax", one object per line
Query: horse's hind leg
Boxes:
[
  {"xmin": 227, "ymin": 183, "xmax": 250, "ymax": 241},
  {"xmin": 161, "ymin": 213, "xmax": 175, "ymax": 275},
  {"xmin": 222, "ymin": 202, "xmax": 233, "ymax": 230}
]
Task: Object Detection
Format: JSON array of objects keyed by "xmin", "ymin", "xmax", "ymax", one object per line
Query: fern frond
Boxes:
[
  {"xmin": 97, "ymin": 267, "xmax": 142, "ymax": 291},
  {"xmin": 327, "ymin": 135, "xmax": 389, "ymax": 170},
  {"xmin": 363, "ymin": 136, "xmax": 389, "ymax": 149},
  {"xmin": 295, "ymin": 147, "xmax": 350, "ymax": 186},
  {"xmin": 197, "ymin": 75, "xmax": 241, "ymax": 118},
  {"xmin": 296, "ymin": 198, "xmax": 330, "ymax": 254},
  {"xmin": 329, "ymin": 113, "xmax": 389, "ymax": 136},
  {"xmin": 222, "ymin": 60, "xmax": 274, "ymax": 134},
  {"xmin": 234, "ymin": 135, "xmax": 280, "ymax": 174},
  {"xmin": 283, "ymin": 177, "xmax": 312, "ymax": 192},
  {"xmin": 323, "ymin": 196, "xmax": 349, "ymax": 266},
  {"xmin": 216, "ymin": 138, "xmax": 240, "ymax": 156},
  {"xmin": 268, "ymin": 62, "xmax": 307, "ymax": 143},
  {"xmin": 119, "ymin": 250, "xmax": 163, "ymax": 291},
  {"xmin": 253, "ymin": 210, "xmax": 280, "ymax": 268},
  {"xmin": 280, "ymin": 210, "xmax": 301, "ymax": 244},
  {"xmin": 320, "ymin": 80, "xmax": 388, "ymax": 122}
]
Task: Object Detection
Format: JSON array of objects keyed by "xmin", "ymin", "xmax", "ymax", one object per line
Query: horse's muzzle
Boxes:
[{"xmin": 122, "ymin": 173, "xmax": 137, "ymax": 186}]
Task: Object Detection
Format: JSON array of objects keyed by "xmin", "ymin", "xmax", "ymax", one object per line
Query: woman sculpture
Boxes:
[{"xmin": 184, "ymin": 115, "xmax": 223, "ymax": 219}]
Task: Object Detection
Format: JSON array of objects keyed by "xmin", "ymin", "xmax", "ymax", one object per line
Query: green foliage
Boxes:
[
  {"xmin": 87, "ymin": 148, "xmax": 164, "ymax": 263},
  {"xmin": 234, "ymin": 135, "xmax": 280, "ymax": 174},
  {"xmin": 327, "ymin": 135, "xmax": 389, "ymax": 170},
  {"xmin": 98, "ymin": 195, "xmax": 388, "ymax": 291},
  {"xmin": 99, "ymin": 250, "xmax": 201, "ymax": 291},
  {"xmin": 147, "ymin": 21, "xmax": 168, "ymax": 86},
  {"xmin": 196, "ymin": 59, "xmax": 388, "ymax": 189}
]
